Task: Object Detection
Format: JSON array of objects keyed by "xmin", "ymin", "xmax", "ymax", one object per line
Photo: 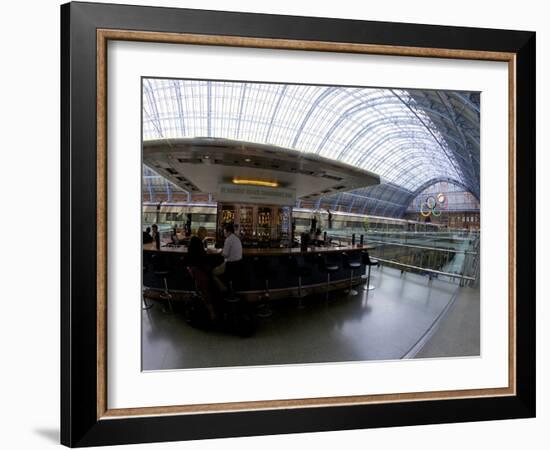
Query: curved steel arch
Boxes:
[
  {"xmin": 314, "ymin": 94, "xmax": 416, "ymax": 154},
  {"xmin": 409, "ymin": 176, "xmax": 479, "ymax": 202},
  {"xmin": 335, "ymin": 113, "xmax": 441, "ymax": 160},
  {"xmin": 353, "ymin": 131, "xmax": 461, "ymax": 179},
  {"xmin": 395, "ymin": 90, "xmax": 480, "ymax": 150},
  {"xmin": 291, "ymin": 86, "xmax": 339, "ymax": 148},
  {"xmin": 143, "ymin": 79, "xmax": 165, "ymax": 138},
  {"xmin": 389, "ymin": 89, "xmax": 466, "ymax": 186},
  {"xmin": 172, "ymin": 80, "xmax": 187, "ymax": 136},
  {"xmin": 264, "ymin": 84, "xmax": 288, "ymax": 142}
]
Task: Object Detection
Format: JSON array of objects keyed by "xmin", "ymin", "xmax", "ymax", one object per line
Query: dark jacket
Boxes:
[
  {"xmin": 143, "ymin": 231, "xmax": 153, "ymax": 244},
  {"xmin": 187, "ymin": 236, "xmax": 207, "ymax": 269}
]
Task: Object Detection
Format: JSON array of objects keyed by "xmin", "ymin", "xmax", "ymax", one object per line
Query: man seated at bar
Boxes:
[
  {"xmin": 313, "ymin": 228, "xmax": 324, "ymax": 246},
  {"xmin": 212, "ymin": 223, "xmax": 243, "ymax": 292},
  {"xmin": 142, "ymin": 226, "xmax": 153, "ymax": 244},
  {"xmin": 300, "ymin": 231, "xmax": 310, "ymax": 251},
  {"xmin": 170, "ymin": 225, "xmax": 179, "ymax": 245},
  {"xmin": 151, "ymin": 224, "xmax": 160, "ymax": 249},
  {"xmin": 187, "ymin": 226, "xmax": 217, "ymax": 322}
]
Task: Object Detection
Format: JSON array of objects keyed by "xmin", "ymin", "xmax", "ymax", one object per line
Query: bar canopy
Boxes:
[{"xmin": 143, "ymin": 137, "xmax": 380, "ymax": 202}]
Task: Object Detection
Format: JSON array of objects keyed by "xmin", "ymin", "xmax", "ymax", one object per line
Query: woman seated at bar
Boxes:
[
  {"xmin": 187, "ymin": 227, "xmax": 217, "ymax": 322},
  {"xmin": 212, "ymin": 223, "xmax": 243, "ymax": 292},
  {"xmin": 142, "ymin": 226, "xmax": 153, "ymax": 244}
]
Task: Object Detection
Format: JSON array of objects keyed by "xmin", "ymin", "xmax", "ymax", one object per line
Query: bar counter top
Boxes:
[
  {"xmin": 143, "ymin": 240, "xmax": 375, "ymax": 301},
  {"xmin": 143, "ymin": 242, "xmax": 373, "ymax": 255}
]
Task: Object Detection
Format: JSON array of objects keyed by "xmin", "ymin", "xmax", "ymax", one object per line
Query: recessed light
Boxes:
[
  {"xmin": 232, "ymin": 178, "xmax": 278, "ymax": 188},
  {"xmin": 244, "ymin": 158, "xmax": 251, "ymax": 162}
]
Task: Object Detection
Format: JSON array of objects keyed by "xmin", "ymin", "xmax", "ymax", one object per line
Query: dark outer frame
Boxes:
[{"xmin": 61, "ymin": 1, "xmax": 536, "ymax": 447}]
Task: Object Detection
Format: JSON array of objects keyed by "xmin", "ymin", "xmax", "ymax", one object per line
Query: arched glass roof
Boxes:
[{"xmin": 143, "ymin": 79, "xmax": 479, "ymax": 217}]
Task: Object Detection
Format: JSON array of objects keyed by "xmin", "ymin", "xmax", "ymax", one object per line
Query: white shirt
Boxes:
[{"xmin": 222, "ymin": 232, "xmax": 243, "ymax": 262}]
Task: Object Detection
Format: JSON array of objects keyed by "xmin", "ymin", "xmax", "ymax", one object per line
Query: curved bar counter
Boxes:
[{"xmin": 143, "ymin": 243, "xmax": 373, "ymax": 302}]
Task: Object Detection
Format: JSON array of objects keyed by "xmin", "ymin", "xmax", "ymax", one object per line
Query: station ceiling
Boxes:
[{"xmin": 142, "ymin": 79, "xmax": 480, "ymax": 217}]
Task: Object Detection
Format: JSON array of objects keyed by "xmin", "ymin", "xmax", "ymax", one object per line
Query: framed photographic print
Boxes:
[{"xmin": 60, "ymin": 1, "xmax": 536, "ymax": 447}]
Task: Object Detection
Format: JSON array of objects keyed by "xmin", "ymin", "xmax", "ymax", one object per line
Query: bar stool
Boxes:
[
  {"xmin": 342, "ymin": 252, "xmax": 361, "ymax": 296},
  {"xmin": 187, "ymin": 266, "xmax": 217, "ymax": 327},
  {"xmin": 361, "ymin": 251, "xmax": 379, "ymax": 291},
  {"xmin": 317, "ymin": 254, "xmax": 339, "ymax": 301},
  {"xmin": 253, "ymin": 256, "xmax": 272, "ymax": 317},
  {"xmin": 223, "ymin": 261, "xmax": 242, "ymax": 303},
  {"xmin": 223, "ymin": 261, "xmax": 255, "ymax": 336},
  {"xmin": 186, "ymin": 266, "xmax": 201, "ymax": 299},
  {"xmin": 288, "ymin": 255, "xmax": 311, "ymax": 308},
  {"xmin": 151, "ymin": 254, "xmax": 173, "ymax": 312}
]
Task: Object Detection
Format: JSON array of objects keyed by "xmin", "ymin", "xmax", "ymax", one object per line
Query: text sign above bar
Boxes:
[{"xmin": 217, "ymin": 184, "xmax": 296, "ymax": 206}]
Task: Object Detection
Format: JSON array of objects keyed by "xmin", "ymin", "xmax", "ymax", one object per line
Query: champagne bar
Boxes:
[{"xmin": 142, "ymin": 138, "xmax": 381, "ymax": 301}]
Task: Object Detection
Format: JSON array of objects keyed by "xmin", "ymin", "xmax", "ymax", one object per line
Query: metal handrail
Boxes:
[
  {"xmin": 364, "ymin": 239, "xmax": 478, "ymax": 255},
  {"xmin": 322, "ymin": 231, "xmax": 480, "ymax": 285},
  {"xmin": 373, "ymin": 257, "xmax": 476, "ymax": 281},
  {"xmin": 327, "ymin": 230, "xmax": 479, "ymax": 240},
  {"xmin": 325, "ymin": 233, "xmax": 478, "ymax": 255}
]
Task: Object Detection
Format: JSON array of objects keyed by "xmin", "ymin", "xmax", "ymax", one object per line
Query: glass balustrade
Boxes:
[{"xmin": 324, "ymin": 229, "xmax": 479, "ymax": 286}]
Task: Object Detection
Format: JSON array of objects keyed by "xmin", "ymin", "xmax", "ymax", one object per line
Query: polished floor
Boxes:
[
  {"xmin": 413, "ymin": 285, "xmax": 480, "ymax": 358},
  {"xmin": 142, "ymin": 266, "xmax": 480, "ymax": 370}
]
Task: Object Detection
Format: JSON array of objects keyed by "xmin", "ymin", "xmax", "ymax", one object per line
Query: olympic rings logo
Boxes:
[{"xmin": 420, "ymin": 193, "xmax": 447, "ymax": 217}]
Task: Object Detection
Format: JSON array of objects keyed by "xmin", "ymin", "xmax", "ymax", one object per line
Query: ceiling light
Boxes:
[
  {"xmin": 244, "ymin": 158, "xmax": 251, "ymax": 162},
  {"xmin": 232, "ymin": 178, "xmax": 278, "ymax": 188}
]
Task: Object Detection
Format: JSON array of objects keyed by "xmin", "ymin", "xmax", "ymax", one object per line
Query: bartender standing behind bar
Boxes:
[
  {"xmin": 151, "ymin": 224, "xmax": 160, "ymax": 249},
  {"xmin": 184, "ymin": 213, "xmax": 192, "ymax": 237},
  {"xmin": 212, "ymin": 223, "xmax": 243, "ymax": 292}
]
